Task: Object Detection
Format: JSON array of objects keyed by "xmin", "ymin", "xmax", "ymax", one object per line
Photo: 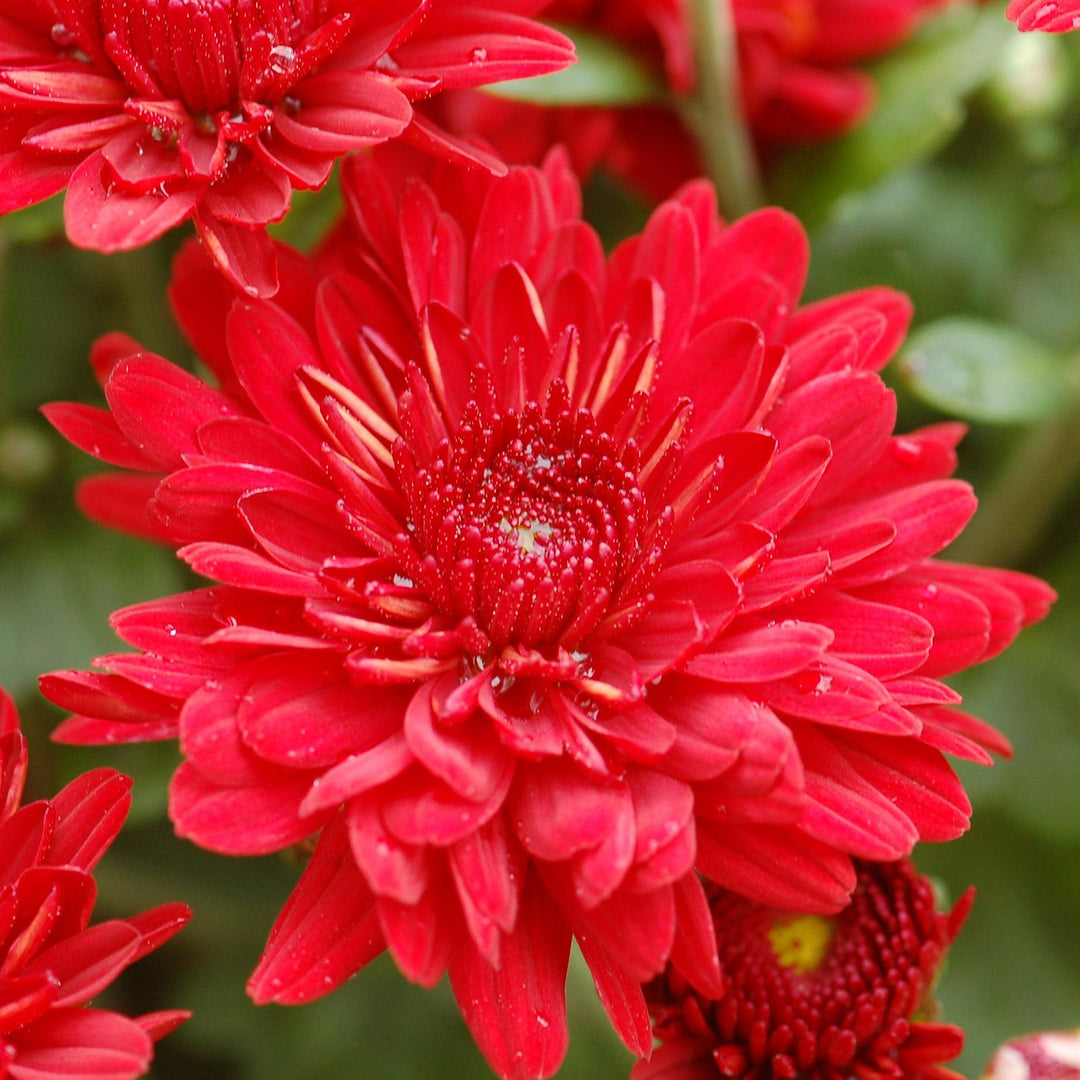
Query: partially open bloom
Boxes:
[
  {"xmin": 1006, "ymin": 1, "xmax": 1080, "ymax": 31},
  {"xmin": 984, "ymin": 1030, "xmax": 1080, "ymax": 1080},
  {"xmin": 42, "ymin": 149, "xmax": 1051, "ymax": 1078},
  {"xmin": 636, "ymin": 857, "xmax": 970, "ymax": 1080},
  {"xmin": 0, "ymin": 0, "xmax": 574, "ymax": 295},
  {"xmin": 431, "ymin": 0, "xmax": 955, "ymax": 199},
  {"xmin": 0, "ymin": 688, "xmax": 189, "ymax": 1078}
]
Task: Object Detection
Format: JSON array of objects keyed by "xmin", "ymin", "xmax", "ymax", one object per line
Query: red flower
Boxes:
[
  {"xmin": 0, "ymin": 1, "xmax": 574, "ymax": 296},
  {"xmin": 42, "ymin": 150, "xmax": 1051, "ymax": 1079},
  {"xmin": 429, "ymin": 0, "xmax": 955, "ymax": 199},
  {"xmin": 0, "ymin": 688, "xmax": 189, "ymax": 1078},
  {"xmin": 635, "ymin": 857, "xmax": 970, "ymax": 1080},
  {"xmin": 1006, "ymin": 0, "xmax": 1080, "ymax": 31},
  {"xmin": 984, "ymin": 1030, "xmax": 1080, "ymax": 1080}
]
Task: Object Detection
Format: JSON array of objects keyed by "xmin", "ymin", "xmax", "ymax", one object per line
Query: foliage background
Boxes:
[{"xmin": 1, "ymin": 3, "xmax": 1079, "ymax": 1077}]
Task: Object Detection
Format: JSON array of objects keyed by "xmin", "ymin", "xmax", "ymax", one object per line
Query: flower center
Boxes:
[
  {"xmin": 767, "ymin": 914, "xmax": 835, "ymax": 976},
  {"xmin": 397, "ymin": 393, "xmax": 649, "ymax": 652},
  {"xmin": 647, "ymin": 861, "xmax": 964, "ymax": 1080},
  {"xmin": 99, "ymin": 0, "xmax": 339, "ymax": 112}
]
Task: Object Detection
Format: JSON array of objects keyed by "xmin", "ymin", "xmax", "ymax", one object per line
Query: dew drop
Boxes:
[
  {"xmin": 469, "ymin": 46, "xmax": 488, "ymax": 63},
  {"xmin": 890, "ymin": 438, "xmax": 923, "ymax": 466},
  {"xmin": 268, "ymin": 44, "xmax": 297, "ymax": 75},
  {"xmin": 51, "ymin": 23, "xmax": 76, "ymax": 47}
]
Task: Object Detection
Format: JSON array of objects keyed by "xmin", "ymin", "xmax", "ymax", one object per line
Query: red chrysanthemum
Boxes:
[
  {"xmin": 429, "ymin": 0, "xmax": 955, "ymax": 200},
  {"xmin": 0, "ymin": 688, "xmax": 189, "ymax": 1079},
  {"xmin": 0, "ymin": 0, "xmax": 573, "ymax": 296},
  {"xmin": 42, "ymin": 148, "xmax": 1051, "ymax": 1079},
  {"xmin": 636, "ymin": 857, "xmax": 969, "ymax": 1080},
  {"xmin": 1006, "ymin": 0, "xmax": 1080, "ymax": 31}
]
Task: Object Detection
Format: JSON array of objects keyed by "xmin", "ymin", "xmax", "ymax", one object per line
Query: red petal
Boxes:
[
  {"xmin": 696, "ymin": 820, "xmax": 856, "ymax": 913},
  {"xmin": 47, "ymin": 770, "xmax": 131, "ymax": 872},
  {"xmin": 225, "ymin": 301, "xmax": 322, "ymax": 447},
  {"xmin": 346, "ymin": 791, "xmax": 432, "ymax": 904},
  {"xmin": 64, "ymin": 152, "xmax": 200, "ymax": 251},
  {"xmin": 686, "ymin": 620, "xmax": 834, "ymax": 682},
  {"xmin": 375, "ymin": 886, "xmax": 455, "ymax": 988},
  {"xmin": 123, "ymin": 904, "xmax": 191, "ymax": 963},
  {"xmin": 8, "ymin": 1008, "xmax": 153, "ymax": 1080},
  {"xmin": 276, "ymin": 72, "xmax": 411, "ymax": 153},
  {"xmin": 392, "ymin": 8, "xmax": 576, "ymax": 91},
  {"xmin": 0, "ymin": 726, "xmax": 27, "ymax": 821},
  {"xmin": 40, "ymin": 404, "xmax": 155, "ymax": 472},
  {"xmin": 169, "ymin": 762, "xmax": 320, "ymax": 855},
  {"xmin": 510, "ymin": 760, "xmax": 631, "ymax": 861},
  {"xmin": 699, "ymin": 209, "xmax": 809, "ymax": 331},
  {"xmin": 74, "ymin": 473, "xmax": 173, "ymax": 543},
  {"xmin": 24, "ymin": 921, "xmax": 139, "ymax": 1008},
  {"xmin": 300, "ymin": 734, "xmax": 413, "ymax": 816},
  {"xmin": 236, "ymin": 653, "xmax": 401, "ymax": 769},
  {"xmin": 248, "ymin": 815, "xmax": 384, "ymax": 1004},
  {"xmin": 404, "ymin": 680, "xmax": 514, "ymax": 802},
  {"xmin": 449, "ymin": 815, "xmax": 525, "ymax": 963},
  {"xmin": 179, "ymin": 542, "xmax": 321, "ymax": 596},
  {"xmin": 0, "ymin": 803, "xmax": 51, "ymax": 884},
  {"xmin": 668, "ymin": 874, "xmax": 724, "ymax": 998},
  {"xmin": 448, "ymin": 871, "xmax": 571, "ymax": 1080},
  {"xmin": 577, "ymin": 934, "xmax": 652, "ymax": 1057},
  {"xmin": 193, "ymin": 213, "xmax": 279, "ymax": 298}
]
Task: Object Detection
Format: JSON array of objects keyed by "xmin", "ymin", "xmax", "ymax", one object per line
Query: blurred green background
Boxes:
[{"xmin": 2, "ymin": 5, "xmax": 1080, "ymax": 1077}]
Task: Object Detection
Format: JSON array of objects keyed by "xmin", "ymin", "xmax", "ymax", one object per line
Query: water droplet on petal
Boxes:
[
  {"xmin": 268, "ymin": 44, "xmax": 297, "ymax": 75},
  {"xmin": 51, "ymin": 23, "xmax": 76, "ymax": 47}
]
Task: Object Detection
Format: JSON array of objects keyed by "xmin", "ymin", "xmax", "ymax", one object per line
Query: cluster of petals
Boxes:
[
  {"xmin": 983, "ymin": 1029, "xmax": 1080, "ymax": 1080},
  {"xmin": 0, "ymin": 0, "xmax": 574, "ymax": 296},
  {"xmin": 636, "ymin": 857, "xmax": 970, "ymax": 1080},
  {"xmin": 430, "ymin": 0, "xmax": 956, "ymax": 199},
  {"xmin": 41, "ymin": 146, "xmax": 1052, "ymax": 1079},
  {"xmin": 1006, "ymin": 0, "xmax": 1080, "ymax": 31},
  {"xmin": 0, "ymin": 689, "xmax": 189, "ymax": 1079}
]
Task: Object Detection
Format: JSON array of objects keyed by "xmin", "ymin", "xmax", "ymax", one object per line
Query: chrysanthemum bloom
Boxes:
[
  {"xmin": 429, "ymin": 0, "xmax": 956, "ymax": 199},
  {"xmin": 983, "ymin": 1029, "xmax": 1080, "ymax": 1080},
  {"xmin": 0, "ymin": 1, "xmax": 574, "ymax": 296},
  {"xmin": 0, "ymin": 688, "xmax": 189, "ymax": 1078},
  {"xmin": 42, "ymin": 148, "xmax": 1052, "ymax": 1079},
  {"xmin": 636, "ymin": 857, "xmax": 970, "ymax": 1080},
  {"xmin": 1006, "ymin": 1, "xmax": 1080, "ymax": 31}
]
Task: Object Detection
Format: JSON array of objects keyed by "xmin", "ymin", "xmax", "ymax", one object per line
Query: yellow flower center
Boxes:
[{"xmin": 768, "ymin": 914, "xmax": 836, "ymax": 975}]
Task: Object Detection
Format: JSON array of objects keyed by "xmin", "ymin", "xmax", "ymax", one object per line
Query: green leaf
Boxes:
[
  {"xmin": 0, "ymin": 518, "xmax": 185, "ymax": 702},
  {"xmin": 267, "ymin": 172, "xmax": 342, "ymax": 252},
  {"xmin": 895, "ymin": 316, "xmax": 1077, "ymax": 423},
  {"xmin": 0, "ymin": 193, "xmax": 65, "ymax": 246},
  {"xmin": 769, "ymin": 6, "xmax": 1013, "ymax": 228},
  {"xmin": 487, "ymin": 25, "xmax": 665, "ymax": 106}
]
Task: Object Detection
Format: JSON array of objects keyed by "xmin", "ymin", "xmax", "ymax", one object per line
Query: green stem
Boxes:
[
  {"xmin": 681, "ymin": 0, "xmax": 765, "ymax": 218},
  {"xmin": 949, "ymin": 379, "xmax": 1080, "ymax": 567}
]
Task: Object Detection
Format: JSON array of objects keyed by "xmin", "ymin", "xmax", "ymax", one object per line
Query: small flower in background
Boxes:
[
  {"xmin": 0, "ymin": 0, "xmax": 574, "ymax": 296},
  {"xmin": 1006, "ymin": 1, "xmax": 1080, "ymax": 31},
  {"xmin": 635, "ymin": 857, "xmax": 970, "ymax": 1080},
  {"xmin": 41, "ymin": 148, "xmax": 1052, "ymax": 1079},
  {"xmin": 984, "ymin": 1030, "xmax": 1080, "ymax": 1080},
  {"xmin": 0, "ymin": 688, "xmax": 189, "ymax": 1078},
  {"xmin": 429, "ymin": 0, "xmax": 958, "ymax": 200}
]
